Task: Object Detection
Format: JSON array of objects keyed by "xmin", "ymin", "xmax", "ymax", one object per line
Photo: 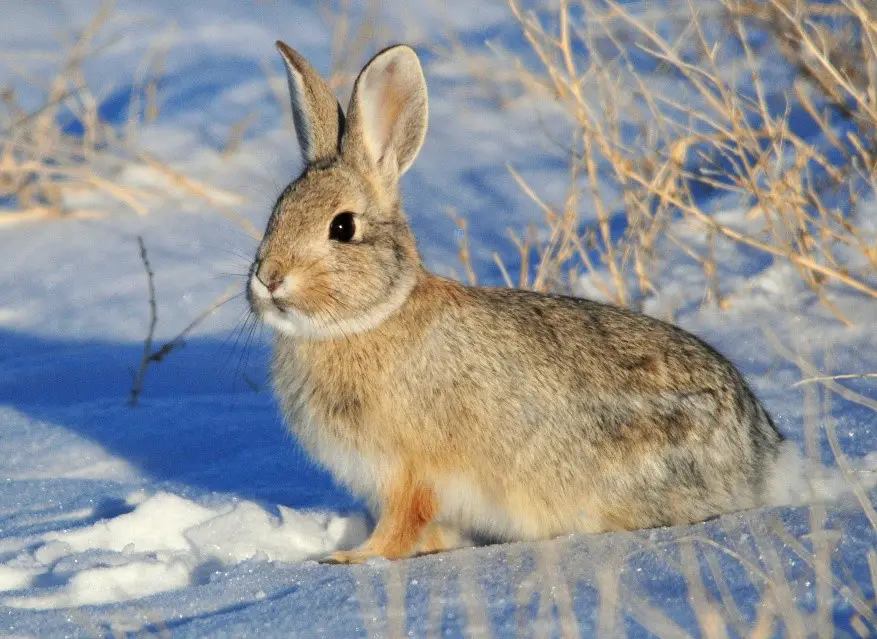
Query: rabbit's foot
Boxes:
[{"xmin": 320, "ymin": 549, "xmax": 374, "ymax": 564}]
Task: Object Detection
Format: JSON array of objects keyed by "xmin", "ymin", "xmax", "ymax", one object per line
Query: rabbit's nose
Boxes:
[{"xmin": 257, "ymin": 259, "xmax": 284, "ymax": 294}]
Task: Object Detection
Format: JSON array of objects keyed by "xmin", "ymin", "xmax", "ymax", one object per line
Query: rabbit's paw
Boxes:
[{"xmin": 321, "ymin": 549, "xmax": 384, "ymax": 565}]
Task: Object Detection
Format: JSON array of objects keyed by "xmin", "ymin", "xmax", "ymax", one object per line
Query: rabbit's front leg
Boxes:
[{"xmin": 324, "ymin": 471, "xmax": 437, "ymax": 564}]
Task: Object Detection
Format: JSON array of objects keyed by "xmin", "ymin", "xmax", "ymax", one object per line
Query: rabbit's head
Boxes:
[{"xmin": 248, "ymin": 42, "xmax": 428, "ymax": 339}]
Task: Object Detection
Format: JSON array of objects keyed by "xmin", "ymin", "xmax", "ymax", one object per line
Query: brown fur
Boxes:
[{"xmin": 249, "ymin": 43, "xmax": 784, "ymax": 563}]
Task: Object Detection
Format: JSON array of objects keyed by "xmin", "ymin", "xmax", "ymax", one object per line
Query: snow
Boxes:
[
  {"xmin": 2, "ymin": 492, "xmax": 366, "ymax": 610},
  {"xmin": 1, "ymin": 0, "xmax": 875, "ymax": 636}
]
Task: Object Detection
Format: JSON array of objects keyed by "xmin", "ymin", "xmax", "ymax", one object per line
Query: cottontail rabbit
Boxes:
[{"xmin": 247, "ymin": 41, "xmax": 784, "ymax": 563}]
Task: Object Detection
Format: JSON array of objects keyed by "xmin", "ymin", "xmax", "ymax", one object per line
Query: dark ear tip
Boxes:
[
  {"xmin": 378, "ymin": 43, "xmax": 418, "ymax": 60},
  {"xmin": 276, "ymin": 40, "xmax": 295, "ymax": 60},
  {"xmin": 367, "ymin": 44, "xmax": 423, "ymax": 77}
]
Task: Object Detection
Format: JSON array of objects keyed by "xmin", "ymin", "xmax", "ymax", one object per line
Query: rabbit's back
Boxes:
[{"xmin": 414, "ymin": 283, "xmax": 781, "ymax": 535}]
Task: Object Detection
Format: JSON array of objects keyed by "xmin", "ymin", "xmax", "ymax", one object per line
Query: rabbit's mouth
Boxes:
[
  {"xmin": 247, "ymin": 273, "xmax": 283, "ymax": 314},
  {"xmin": 247, "ymin": 272, "xmax": 317, "ymax": 336},
  {"xmin": 254, "ymin": 293, "xmax": 348, "ymax": 340}
]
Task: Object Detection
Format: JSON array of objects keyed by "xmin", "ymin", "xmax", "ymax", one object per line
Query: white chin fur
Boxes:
[{"xmin": 252, "ymin": 272, "xmax": 416, "ymax": 340}]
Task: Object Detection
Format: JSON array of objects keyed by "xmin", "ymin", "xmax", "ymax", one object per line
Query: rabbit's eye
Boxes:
[{"xmin": 329, "ymin": 212, "xmax": 356, "ymax": 242}]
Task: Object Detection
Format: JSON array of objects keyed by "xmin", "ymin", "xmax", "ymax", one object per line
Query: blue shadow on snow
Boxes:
[{"xmin": 0, "ymin": 327, "xmax": 363, "ymax": 514}]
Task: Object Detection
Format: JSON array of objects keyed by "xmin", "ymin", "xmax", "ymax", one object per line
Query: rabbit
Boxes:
[{"xmin": 247, "ymin": 41, "xmax": 786, "ymax": 564}]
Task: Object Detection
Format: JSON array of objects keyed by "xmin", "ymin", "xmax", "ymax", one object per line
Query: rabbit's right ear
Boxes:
[
  {"xmin": 343, "ymin": 45, "xmax": 427, "ymax": 183},
  {"xmin": 276, "ymin": 41, "xmax": 344, "ymax": 165}
]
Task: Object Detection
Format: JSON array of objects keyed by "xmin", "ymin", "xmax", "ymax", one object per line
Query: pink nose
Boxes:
[{"xmin": 257, "ymin": 260, "xmax": 284, "ymax": 294}]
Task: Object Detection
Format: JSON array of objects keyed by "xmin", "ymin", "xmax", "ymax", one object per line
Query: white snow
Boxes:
[
  {"xmin": 1, "ymin": 492, "xmax": 366, "ymax": 610},
  {"xmin": 0, "ymin": 0, "xmax": 875, "ymax": 636}
]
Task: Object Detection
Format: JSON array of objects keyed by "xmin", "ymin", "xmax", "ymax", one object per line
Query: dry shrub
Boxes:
[
  {"xmin": 0, "ymin": 0, "xmax": 246, "ymax": 229},
  {"xmin": 451, "ymin": 0, "xmax": 877, "ymax": 323}
]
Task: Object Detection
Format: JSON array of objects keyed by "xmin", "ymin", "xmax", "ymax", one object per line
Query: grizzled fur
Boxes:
[{"xmin": 249, "ymin": 42, "xmax": 783, "ymax": 563}]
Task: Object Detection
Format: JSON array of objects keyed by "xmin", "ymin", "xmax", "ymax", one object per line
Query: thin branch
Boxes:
[
  {"xmin": 145, "ymin": 286, "xmax": 240, "ymax": 363},
  {"xmin": 128, "ymin": 236, "xmax": 240, "ymax": 406},
  {"xmin": 129, "ymin": 236, "xmax": 157, "ymax": 406}
]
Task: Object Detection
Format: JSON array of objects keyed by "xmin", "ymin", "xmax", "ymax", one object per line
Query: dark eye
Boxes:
[{"xmin": 329, "ymin": 212, "xmax": 356, "ymax": 242}]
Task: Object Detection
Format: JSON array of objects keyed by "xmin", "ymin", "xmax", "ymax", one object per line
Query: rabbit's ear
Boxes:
[
  {"xmin": 276, "ymin": 41, "xmax": 344, "ymax": 165},
  {"xmin": 344, "ymin": 45, "xmax": 427, "ymax": 181}
]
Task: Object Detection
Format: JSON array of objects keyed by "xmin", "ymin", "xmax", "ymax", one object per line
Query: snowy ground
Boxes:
[{"xmin": 1, "ymin": 1, "xmax": 876, "ymax": 636}]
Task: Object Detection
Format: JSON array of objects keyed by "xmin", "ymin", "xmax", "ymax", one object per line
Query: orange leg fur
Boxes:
[{"xmin": 325, "ymin": 472, "xmax": 437, "ymax": 564}]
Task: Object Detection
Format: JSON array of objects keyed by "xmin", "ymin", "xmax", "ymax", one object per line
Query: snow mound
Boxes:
[{"xmin": 0, "ymin": 492, "xmax": 368, "ymax": 609}]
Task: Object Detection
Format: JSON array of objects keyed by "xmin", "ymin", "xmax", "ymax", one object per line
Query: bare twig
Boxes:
[
  {"xmin": 128, "ymin": 236, "xmax": 240, "ymax": 406},
  {"xmin": 129, "ymin": 236, "xmax": 157, "ymax": 406},
  {"xmin": 146, "ymin": 286, "xmax": 240, "ymax": 364}
]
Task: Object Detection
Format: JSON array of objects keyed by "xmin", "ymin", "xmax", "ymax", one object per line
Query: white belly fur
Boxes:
[
  {"xmin": 432, "ymin": 475, "xmax": 536, "ymax": 541},
  {"xmin": 303, "ymin": 430, "xmax": 390, "ymax": 511}
]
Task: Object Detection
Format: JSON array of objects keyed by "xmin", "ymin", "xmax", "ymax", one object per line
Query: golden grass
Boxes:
[
  {"xmin": 449, "ymin": 0, "xmax": 877, "ymax": 326},
  {"xmin": 0, "ymin": 0, "xmax": 246, "ymax": 230}
]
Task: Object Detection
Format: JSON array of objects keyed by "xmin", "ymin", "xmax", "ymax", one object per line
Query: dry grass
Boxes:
[
  {"xmin": 449, "ymin": 0, "xmax": 877, "ymax": 325},
  {"xmin": 0, "ymin": 0, "xmax": 247, "ymax": 229}
]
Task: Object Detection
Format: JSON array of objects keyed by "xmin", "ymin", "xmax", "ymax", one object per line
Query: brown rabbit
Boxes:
[{"xmin": 247, "ymin": 41, "xmax": 785, "ymax": 563}]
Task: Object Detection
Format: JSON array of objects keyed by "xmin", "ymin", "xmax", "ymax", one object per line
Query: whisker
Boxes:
[
  {"xmin": 231, "ymin": 313, "xmax": 258, "ymax": 387},
  {"xmin": 201, "ymin": 243, "xmax": 258, "ymax": 264},
  {"xmin": 236, "ymin": 312, "xmax": 262, "ymax": 389},
  {"xmin": 212, "ymin": 273, "xmax": 249, "ymax": 281},
  {"xmin": 221, "ymin": 309, "xmax": 255, "ymax": 372}
]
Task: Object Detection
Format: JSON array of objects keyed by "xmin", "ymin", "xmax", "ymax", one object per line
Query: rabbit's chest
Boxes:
[
  {"xmin": 306, "ymin": 423, "xmax": 390, "ymax": 506},
  {"xmin": 279, "ymin": 372, "xmax": 392, "ymax": 505},
  {"xmin": 275, "ymin": 352, "xmax": 367, "ymax": 436}
]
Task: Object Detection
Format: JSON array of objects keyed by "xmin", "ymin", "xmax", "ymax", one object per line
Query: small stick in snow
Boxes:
[
  {"xmin": 128, "ymin": 235, "xmax": 240, "ymax": 406},
  {"xmin": 129, "ymin": 236, "xmax": 158, "ymax": 406}
]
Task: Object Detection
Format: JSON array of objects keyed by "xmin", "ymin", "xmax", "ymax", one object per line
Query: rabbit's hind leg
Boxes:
[{"xmin": 416, "ymin": 522, "xmax": 465, "ymax": 556}]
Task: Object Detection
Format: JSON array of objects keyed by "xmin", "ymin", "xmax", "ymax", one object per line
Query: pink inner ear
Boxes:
[{"xmin": 369, "ymin": 64, "xmax": 405, "ymax": 165}]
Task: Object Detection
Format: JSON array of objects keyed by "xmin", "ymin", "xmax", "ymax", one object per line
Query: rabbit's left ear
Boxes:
[
  {"xmin": 276, "ymin": 41, "xmax": 344, "ymax": 165},
  {"xmin": 344, "ymin": 45, "xmax": 428, "ymax": 182}
]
